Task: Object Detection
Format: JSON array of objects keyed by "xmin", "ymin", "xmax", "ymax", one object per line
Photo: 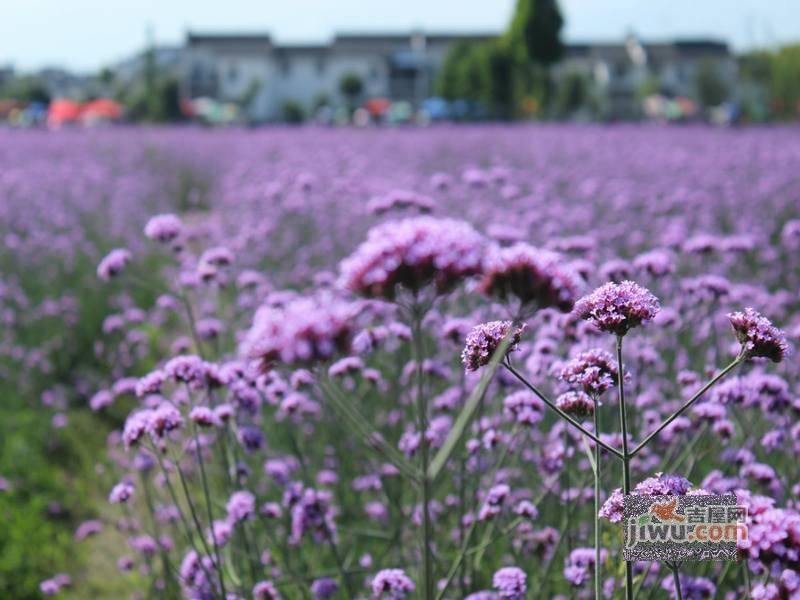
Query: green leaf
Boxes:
[
  {"xmin": 427, "ymin": 334, "xmax": 513, "ymax": 483},
  {"xmin": 581, "ymin": 434, "xmax": 597, "ymax": 476}
]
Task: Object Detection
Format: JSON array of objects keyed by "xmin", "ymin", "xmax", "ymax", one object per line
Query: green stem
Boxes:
[
  {"xmin": 411, "ymin": 308, "xmax": 434, "ymax": 600},
  {"xmin": 593, "ymin": 395, "xmax": 602, "ymax": 600},
  {"xmin": 630, "ymin": 355, "xmax": 742, "ymax": 457},
  {"xmin": 192, "ymin": 426, "xmax": 228, "ymax": 597},
  {"xmin": 743, "ymin": 561, "xmax": 752, "ymax": 599},
  {"xmin": 669, "ymin": 562, "xmax": 683, "ymax": 600},
  {"xmin": 435, "ymin": 426, "xmax": 521, "ymax": 600},
  {"xmin": 616, "ymin": 335, "xmax": 634, "ymax": 600},
  {"xmin": 151, "ymin": 448, "xmax": 216, "ymax": 587},
  {"xmin": 503, "ymin": 363, "xmax": 624, "ymax": 460}
]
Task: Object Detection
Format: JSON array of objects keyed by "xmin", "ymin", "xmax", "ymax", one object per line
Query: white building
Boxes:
[
  {"xmin": 184, "ymin": 32, "xmax": 736, "ymax": 122},
  {"xmin": 184, "ymin": 31, "xmax": 494, "ymax": 121}
]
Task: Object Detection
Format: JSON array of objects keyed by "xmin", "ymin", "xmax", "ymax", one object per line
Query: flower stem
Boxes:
[
  {"xmin": 630, "ymin": 355, "xmax": 743, "ymax": 457},
  {"xmin": 616, "ymin": 335, "xmax": 634, "ymax": 600},
  {"xmin": 503, "ymin": 362, "xmax": 623, "ymax": 460},
  {"xmin": 411, "ymin": 307, "xmax": 434, "ymax": 600},
  {"xmin": 668, "ymin": 562, "xmax": 683, "ymax": 600},
  {"xmin": 743, "ymin": 561, "xmax": 752, "ymax": 599},
  {"xmin": 593, "ymin": 395, "xmax": 602, "ymax": 600}
]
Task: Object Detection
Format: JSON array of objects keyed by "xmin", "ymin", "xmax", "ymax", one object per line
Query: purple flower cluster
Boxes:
[
  {"xmin": 144, "ymin": 213, "xmax": 182, "ymax": 243},
  {"xmin": 366, "ymin": 189, "xmax": 436, "ymax": 215},
  {"xmin": 728, "ymin": 308, "xmax": 789, "ymax": 362},
  {"xmin": 479, "ymin": 243, "xmax": 583, "ymax": 311},
  {"xmin": 555, "ymin": 390, "xmax": 595, "ymax": 418},
  {"xmin": 338, "ymin": 216, "xmax": 484, "ymax": 299},
  {"xmin": 600, "ymin": 474, "xmax": 694, "ymax": 522},
  {"xmin": 573, "ymin": 280, "xmax": 660, "ymax": 336},
  {"xmin": 462, "ymin": 321, "xmax": 525, "ymax": 372},
  {"xmin": 371, "ymin": 568, "xmax": 415, "ymax": 599},
  {"xmin": 492, "ymin": 566, "xmax": 527, "ymax": 599},
  {"xmin": 243, "ymin": 294, "xmax": 357, "ymax": 370},
  {"xmin": 97, "ymin": 248, "xmax": 132, "ymax": 281},
  {"xmin": 556, "ymin": 348, "xmax": 620, "ymax": 395}
]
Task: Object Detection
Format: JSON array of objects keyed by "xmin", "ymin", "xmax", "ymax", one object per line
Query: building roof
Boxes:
[{"xmin": 187, "ymin": 32, "xmax": 730, "ymax": 62}]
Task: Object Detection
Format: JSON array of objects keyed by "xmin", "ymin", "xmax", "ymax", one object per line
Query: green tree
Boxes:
[
  {"xmin": 339, "ymin": 73, "xmax": 364, "ymax": 105},
  {"xmin": 437, "ymin": 42, "xmax": 473, "ymax": 100},
  {"xmin": 507, "ymin": 0, "xmax": 564, "ymax": 66},
  {"xmin": 694, "ymin": 59, "xmax": 729, "ymax": 107},
  {"xmin": 477, "ymin": 40, "xmax": 516, "ymax": 119},
  {"xmin": 771, "ymin": 45, "xmax": 800, "ymax": 119},
  {"xmin": 554, "ymin": 70, "xmax": 590, "ymax": 117},
  {"xmin": 0, "ymin": 76, "xmax": 51, "ymax": 103},
  {"xmin": 124, "ymin": 76, "xmax": 183, "ymax": 123},
  {"xmin": 281, "ymin": 99, "xmax": 305, "ymax": 123}
]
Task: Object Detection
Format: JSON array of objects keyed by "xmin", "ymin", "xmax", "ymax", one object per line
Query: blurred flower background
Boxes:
[{"xmin": 1, "ymin": 1, "xmax": 800, "ymax": 599}]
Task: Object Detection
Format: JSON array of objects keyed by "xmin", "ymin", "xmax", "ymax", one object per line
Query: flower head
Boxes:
[
  {"xmin": 557, "ymin": 348, "xmax": 620, "ymax": 395},
  {"xmin": 226, "ymin": 491, "xmax": 256, "ymax": 524},
  {"xmin": 461, "ymin": 321, "xmax": 525, "ymax": 372},
  {"xmin": 479, "ymin": 244, "xmax": 582, "ymax": 311},
  {"xmin": 310, "ymin": 577, "xmax": 339, "ymax": 599},
  {"xmin": 492, "ymin": 566, "xmax": 527, "ymax": 599},
  {"xmin": 144, "ymin": 213, "xmax": 182, "ymax": 243},
  {"xmin": 371, "ymin": 568, "xmax": 415, "ymax": 599},
  {"xmin": 253, "ymin": 580, "xmax": 281, "ymax": 600},
  {"xmin": 97, "ymin": 248, "xmax": 132, "ymax": 281},
  {"xmin": 555, "ymin": 390, "xmax": 594, "ymax": 418},
  {"xmin": 573, "ymin": 281, "xmax": 660, "ymax": 336},
  {"xmin": 109, "ymin": 481, "xmax": 134, "ymax": 504},
  {"xmin": 243, "ymin": 294, "xmax": 357, "ymax": 371},
  {"xmin": 600, "ymin": 474, "xmax": 694, "ymax": 523},
  {"xmin": 727, "ymin": 308, "xmax": 788, "ymax": 363},
  {"xmin": 338, "ymin": 216, "xmax": 483, "ymax": 300}
]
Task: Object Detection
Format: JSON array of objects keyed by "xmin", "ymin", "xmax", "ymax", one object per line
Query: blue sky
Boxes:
[{"xmin": 1, "ymin": 0, "xmax": 797, "ymax": 72}]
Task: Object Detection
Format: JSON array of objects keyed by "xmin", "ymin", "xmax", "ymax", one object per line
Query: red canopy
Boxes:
[
  {"xmin": 47, "ymin": 99, "xmax": 81, "ymax": 126},
  {"xmin": 80, "ymin": 98, "xmax": 123, "ymax": 120},
  {"xmin": 365, "ymin": 98, "xmax": 391, "ymax": 117}
]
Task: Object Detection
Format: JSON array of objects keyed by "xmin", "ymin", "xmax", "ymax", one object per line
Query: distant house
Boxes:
[
  {"xmin": 184, "ymin": 31, "xmax": 495, "ymax": 121},
  {"xmin": 554, "ymin": 37, "xmax": 736, "ymax": 119},
  {"xmin": 183, "ymin": 31, "xmax": 736, "ymax": 122}
]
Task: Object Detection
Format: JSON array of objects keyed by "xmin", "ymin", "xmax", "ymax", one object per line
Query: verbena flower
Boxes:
[
  {"xmin": 226, "ymin": 491, "xmax": 256, "ymax": 524},
  {"xmin": 97, "ymin": 248, "xmax": 132, "ymax": 281},
  {"xmin": 338, "ymin": 216, "xmax": 484, "ymax": 300},
  {"xmin": 253, "ymin": 580, "xmax": 281, "ymax": 599},
  {"xmin": 462, "ymin": 321, "xmax": 524, "ymax": 372},
  {"xmin": 243, "ymin": 294, "xmax": 357, "ymax": 371},
  {"xmin": 144, "ymin": 213, "xmax": 182, "ymax": 243},
  {"xmin": 503, "ymin": 390, "xmax": 545, "ymax": 427},
  {"xmin": 310, "ymin": 577, "xmax": 339, "ymax": 599},
  {"xmin": 189, "ymin": 406, "xmax": 220, "ymax": 427},
  {"xmin": 556, "ymin": 348, "xmax": 620, "ymax": 395},
  {"xmin": 109, "ymin": 481, "xmax": 134, "ymax": 504},
  {"xmin": 290, "ymin": 488, "xmax": 336, "ymax": 545},
  {"xmin": 146, "ymin": 404, "xmax": 184, "ymax": 440},
  {"xmin": 371, "ymin": 568, "xmax": 415, "ymax": 599},
  {"xmin": 727, "ymin": 308, "xmax": 788, "ymax": 362},
  {"xmin": 478, "ymin": 243, "xmax": 582, "ymax": 311},
  {"xmin": 573, "ymin": 280, "xmax": 660, "ymax": 336},
  {"xmin": 660, "ymin": 574, "xmax": 715, "ymax": 599},
  {"xmin": 492, "ymin": 566, "xmax": 527, "ymax": 599},
  {"xmin": 366, "ymin": 189, "xmax": 436, "ymax": 215},
  {"xmin": 599, "ymin": 474, "xmax": 694, "ymax": 522},
  {"xmin": 555, "ymin": 390, "xmax": 594, "ymax": 418}
]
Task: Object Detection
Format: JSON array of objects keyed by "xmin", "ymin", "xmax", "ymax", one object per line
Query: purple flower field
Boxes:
[{"xmin": 2, "ymin": 124, "xmax": 800, "ymax": 599}]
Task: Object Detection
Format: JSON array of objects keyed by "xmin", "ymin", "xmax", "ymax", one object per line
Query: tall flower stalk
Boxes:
[
  {"xmin": 615, "ymin": 334, "xmax": 634, "ymax": 600},
  {"xmin": 592, "ymin": 393, "xmax": 602, "ymax": 600},
  {"xmin": 410, "ymin": 303, "xmax": 434, "ymax": 599}
]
